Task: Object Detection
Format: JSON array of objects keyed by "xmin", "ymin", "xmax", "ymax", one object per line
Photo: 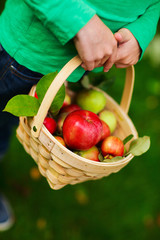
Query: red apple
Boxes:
[
  {"xmin": 58, "ymin": 105, "xmax": 81, "ymax": 133},
  {"xmin": 74, "ymin": 146, "xmax": 100, "ymax": 161},
  {"xmin": 100, "ymin": 120, "xmax": 111, "ymax": 141},
  {"xmin": 60, "ymin": 104, "xmax": 81, "ymax": 114},
  {"xmin": 54, "ymin": 136, "xmax": 66, "ymax": 147},
  {"xmin": 61, "ymin": 93, "xmax": 71, "ymax": 108},
  {"xmin": 34, "ymin": 91, "xmax": 38, "ymax": 99},
  {"xmin": 101, "ymin": 136, "xmax": 124, "ymax": 157},
  {"xmin": 43, "ymin": 117, "xmax": 57, "ymax": 134},
  {"xmin": 62, "ymin": 110, "xmax": 102, "ymax": 150}
]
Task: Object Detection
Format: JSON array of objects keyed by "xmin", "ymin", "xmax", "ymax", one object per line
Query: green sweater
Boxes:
[{"xmin": 0, "ymin": 0, "xmax": 160, "ymax": 82}]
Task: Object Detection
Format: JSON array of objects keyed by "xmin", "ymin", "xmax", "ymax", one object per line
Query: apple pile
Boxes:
[{"xmin": 35, "ymin": 88, "xmax": 124, "ymax": 162}]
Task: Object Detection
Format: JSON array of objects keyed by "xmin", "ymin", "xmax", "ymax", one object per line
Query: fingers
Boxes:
[
  {"xmin": 115, "ymin": 54, "xmax": 139, "ymax": 68},
  {"xmin": 115, "ymin": 45, "xmax": 126, "ymax": 63},
  {"xmin": 114, "ymin": 28, "xmax": 141, "ymax": 68},
  {"xmin": 115, "ymin": 42, "xmax": 140, "ymax": 67},
  {"xmin": 74, "ymin": 15, "xmax": 118, "ymax": 72},
  {"xmin": 115, "ymin": 63, "xmax": 130, "ymax": 68},
  {"xmin": 103, "ymin": 57, "xmax": 114, "ymax": 72},
  {"xmin": 95, "ymin": 56, "xmax": 110, "ymax": 68},
  {"xmin": 81, "ymin": 52, "xmax": 107, "ymax": 71},
  {"xmin": 81, "ymin": 43, "xmax": 117, "ymax": 72},
  {"xmin": 81, "ymin": 55, "xmax": 111, "ymax": 71},
  {"xmin": 81, "ymin": 59, "xmax": 102, "ymax": 71},
  {"xmin": 114, "ymin": 28, "xmax": 132, "ymax": 43},
  {"xmin": 100, "ymin": 56, "xmax": 110, "ymax": 66},
  {"xmin": 103, "ymin": 44, "xmax": 117, "ymax": 72},
  {"xmin": 81, "ymin": 61, "xmax": 95, "ymax": 71},
  {"xmin": 114, "ymin": 32, "xmax": 123, "ymax": 43}
]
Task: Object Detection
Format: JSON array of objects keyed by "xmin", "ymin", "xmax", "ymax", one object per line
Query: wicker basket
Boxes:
[{"xmin": 16, "ymin": 56, "xmax": 138, "ymax": 190}]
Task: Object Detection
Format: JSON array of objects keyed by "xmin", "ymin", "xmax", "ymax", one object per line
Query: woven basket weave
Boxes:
[{"xmin": 16, "ymin": 56, "xmax": 138, "ymax": 190}]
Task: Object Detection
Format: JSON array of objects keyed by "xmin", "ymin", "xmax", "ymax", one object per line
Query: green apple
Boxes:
[
  {"xmin": 61, "ymin": 93, "xmax": 71, "ymax": 108},
  {"xmin": 74, "ymin": 146, "xmax": 100, "ymax": 162},
  {"xmin": 76, "ymin": 89, "xmax": 106, "ymax": 114},
  {"xmin": 99, "ymin": 110, "xmax": 117, "ymax": 133}
]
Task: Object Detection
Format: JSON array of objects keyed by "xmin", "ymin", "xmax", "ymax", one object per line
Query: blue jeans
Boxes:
[{"xmin": 0, "ymin": 44, "xmax": 43, "ymax": 155}]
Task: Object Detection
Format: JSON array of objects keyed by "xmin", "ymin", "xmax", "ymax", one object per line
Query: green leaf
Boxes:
[
  {"xmin": 88, "ymin": 72, "xmax": 115, "ymax": 91},
  {"xmin": 81, "ymin": 75, "xmax": 91, "ymax": 89},
  {"xmin": 98, "ymin": 153, "xmax": 104, "ymax": 162},
  {"xmin": 67, "ymin": 81, "xmax": 84, "ymax": 92},
  {"xmin": 51, "ymin": 84, "xmax": 65, "ymax": 115},
  {"xmin": 123, "ymin": 134, "xmax": 134, "ymax": 145},
  {"xmin": 103, "ymin": 156, "xmax": 124, "ymax": 163},
  {"xmin": 128, "ymin": 136, "xmax": 151, "ymax": 156},
  {"xmin": 3, "ymin": 95, "xmax": 40, "ymax": 117},
  {"xmin": 36, "ymin": 72, "xmax": 65, "ymax": 115},
  {"xmin": 88, "ymin": 72, "xmax": 107, "ymax": 86},
  {"xmin": 97, "ymin": 77, "xmax": 116, "ymax": 92}
]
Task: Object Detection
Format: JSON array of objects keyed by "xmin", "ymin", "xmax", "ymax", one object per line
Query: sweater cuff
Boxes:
[{"xmin": 123, "ymin": 2, "xmax": 160, "ymax": 61}]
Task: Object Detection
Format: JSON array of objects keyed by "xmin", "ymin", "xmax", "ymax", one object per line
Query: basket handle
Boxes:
[{"xmin": 31, "ymin": 55, "xmax": 134, "ymax": 138}]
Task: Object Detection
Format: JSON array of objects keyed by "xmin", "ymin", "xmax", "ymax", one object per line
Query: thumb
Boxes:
[{"xmin": 114, "ymin": 28, "xmax": 131, "ymax": 43}]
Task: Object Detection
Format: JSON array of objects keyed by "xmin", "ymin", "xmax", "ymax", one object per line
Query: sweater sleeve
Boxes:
[
  {"xmin": 24, "ymin": 0, "xmax": 96, "ymax": 45},
  {"xmin": 123, "ymin": 1, "xmax": 160, "ymax": 60}
]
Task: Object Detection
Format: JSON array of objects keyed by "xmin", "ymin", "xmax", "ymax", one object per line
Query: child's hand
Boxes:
[
  {"xmin": 74, "ymin": 15, "xmax": 117, "ymax": 72},
  {"xmin": 114, "ymin": 28, "xmax": 141, "ymax": 68}
]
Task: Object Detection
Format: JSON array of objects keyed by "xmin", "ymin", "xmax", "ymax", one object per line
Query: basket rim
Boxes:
[
  {"xmin": 42, "ymin": 124, "xmax": 134, "ymax": 167},
  {"xmin": 44, "ymin": 125, "xmax": 134, "ymax": 166}
]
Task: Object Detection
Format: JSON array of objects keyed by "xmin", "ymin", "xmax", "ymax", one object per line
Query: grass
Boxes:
[{"xmin": 1, "ymin": 1, "xmax": 160, "ymax": 239}]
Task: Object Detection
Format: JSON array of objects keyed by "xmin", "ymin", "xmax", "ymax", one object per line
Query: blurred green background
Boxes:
[{"xmin": 0, "ymin": 1, "xmax": 160, "ymax": 240}]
